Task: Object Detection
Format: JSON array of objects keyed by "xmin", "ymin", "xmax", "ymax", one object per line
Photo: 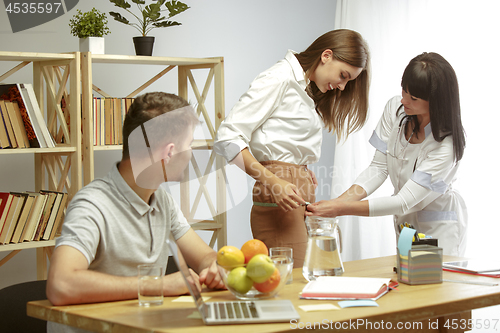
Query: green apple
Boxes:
[
  {"xmin": 246, "ymin": 254, "xmax": 276, "ymax": 283},
  {"xmin": 227, "ymin": 267, "xmax": 253, "ymax": 294}
]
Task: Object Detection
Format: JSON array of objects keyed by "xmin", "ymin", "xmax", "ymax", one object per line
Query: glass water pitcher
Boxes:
[{"xmin": 302, "ymin": 216, "xmax": 344, "ymax": 281}]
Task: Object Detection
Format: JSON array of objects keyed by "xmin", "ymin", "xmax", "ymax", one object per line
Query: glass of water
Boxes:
[
  {"xmin": 138, "ymin": 264, "xmax": 164, "ymax": 306},
  {"xmin": 269, "ymin": 247, "xmax": 294, "ymax": 284}
]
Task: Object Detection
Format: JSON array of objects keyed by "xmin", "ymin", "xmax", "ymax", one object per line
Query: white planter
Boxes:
[{"xmin": 79, "ymin": 37, "xmax": 105, "ymax": 54}]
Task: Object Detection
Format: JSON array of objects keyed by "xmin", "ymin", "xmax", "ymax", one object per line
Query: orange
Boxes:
[
  {"xmin": 241, "ymin": 239, "xmax": 268, "ymax": 263},
  {"xmin": 253, "ymin": 268, "xmax": 280, "ymax": 293},
  {"xmin": 217, "ymin": 246, "xmax": 245, "ymax": 268}
]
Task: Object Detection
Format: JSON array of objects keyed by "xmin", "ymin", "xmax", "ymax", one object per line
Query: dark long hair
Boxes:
[
  {"xmin": 401, "ymin": 52, "xmax": 465, "ymax": 161},
  {"xmin": 295, "ymin": 29, "xmax": 370, "ymax": 140}
]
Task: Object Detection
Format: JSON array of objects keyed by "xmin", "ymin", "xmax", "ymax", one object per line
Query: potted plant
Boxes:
[
  {"xmin": 109, "ymin": 0, "xmax": 190, "ymax": 56},
  {"xmin": 69, "ymin": 8, "xmax": 111, "ymax": 54}
]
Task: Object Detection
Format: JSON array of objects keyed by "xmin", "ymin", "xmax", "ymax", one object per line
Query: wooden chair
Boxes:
[{"xmin": 0, "ymin": 280, "xmax": 47, "ymax": 333}]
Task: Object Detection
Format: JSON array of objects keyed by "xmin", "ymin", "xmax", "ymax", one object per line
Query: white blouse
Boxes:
[{"xmin": 214, "ymin": 50, "xmax": 323, "ymax": 165}]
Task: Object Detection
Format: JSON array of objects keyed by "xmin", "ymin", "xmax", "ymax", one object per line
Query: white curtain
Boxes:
[{"xmin": 333, "ymin": 0, "xmax": 500, "ymax": 261}]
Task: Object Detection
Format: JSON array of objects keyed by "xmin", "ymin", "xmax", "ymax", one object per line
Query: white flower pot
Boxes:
[{"xmin": 79, "ymin": 37, "xmax": 105, "ymax": 54}]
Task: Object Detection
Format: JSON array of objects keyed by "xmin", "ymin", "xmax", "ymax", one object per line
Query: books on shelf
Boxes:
[
  {"xmin": 22, "ymin": 192, "xmax": 48, "ymax": 242},
  {"xmin": 41, "ymin": 191, "xmax": 65, "ymax": 241},
  {"xmin": 33, "ymin": 191, "xmax": 57, "ymax": 241},
  {"xmin": 0, "ymin": 190, "xmax": 67, "ymax": 245},
  {"xmin": 0, "ymin": 192, "xmax": 26, "ymax": 244},
  {"xmin": 93, "ymin": 97, "xmax": 134, "ymax": 146},
  {"xmin": 0, "ymin": 100, "xmax": 17, "ymax": 148},
  {"xmin": 47, "ymin": 192, "xmax": 68, "ymax": 240},
  {"xmin": 0, "ymin": 103, "xmax": 10, "ymax": 148},
  {"xmin": 2, "ymin": 100, "xmax": 30, "ymax": 148},
  {"xmin": 300, "ymin": 276, "xmax": 398, "ymax": 300},
  {"xmin": 0, "ymin": 83, "xmax": 55, "ymax": 148},
  {"xmin": 0, "ymin": 193, "xmax": 14, "ymax": 239},
  {"xmin": 10, "ymin": 192, "xmax": 35, "ymax": 243}
]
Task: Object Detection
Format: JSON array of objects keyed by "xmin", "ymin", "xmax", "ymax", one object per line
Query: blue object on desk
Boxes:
[{"xmin": 398, "ymin": 227, "xmax": 417, "ymax": 256}]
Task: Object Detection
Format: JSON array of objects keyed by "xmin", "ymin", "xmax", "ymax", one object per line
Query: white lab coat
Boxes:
[{"xmin": 354, "ymin": 96, "xmax": 467, "ymax": 256}]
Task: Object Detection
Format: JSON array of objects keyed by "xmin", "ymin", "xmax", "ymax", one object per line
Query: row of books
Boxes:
[
  {"xmin": 0, "ymin": 191, "xmax": 68, "ymax": 245},
  {"xmin": 93, "ymin": 97, "xmax": 134, "ymax": 146},
  {"xmin": 0, "ymin": 83, "xmax": 55, "ymax": 149}
]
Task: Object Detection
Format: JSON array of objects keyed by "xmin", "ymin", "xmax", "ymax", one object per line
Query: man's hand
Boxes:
[
  {"xmin": 199, "ymin": 260, "xmax": 226, "ymax": 290},
  {"xmin": 164, "ymin": 269, "xmax": 202, "ymax": 295}
]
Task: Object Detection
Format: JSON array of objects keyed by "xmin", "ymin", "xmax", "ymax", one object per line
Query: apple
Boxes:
[
  {"xmin": 246, "ymin": 254, "xmax": 276, "ymax": 283},
  {"xmin": 227, "ymin": 267, "xmax": 253, "ymax": 294},
  {"xmin": 254, "ymin": 268, "xmax": 280, "ymax": 293}
]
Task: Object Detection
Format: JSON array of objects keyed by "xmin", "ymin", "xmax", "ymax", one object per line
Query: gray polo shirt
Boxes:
[{"xmin": 48, "ymin": 163, "xmax": 190, "ymax": 333}]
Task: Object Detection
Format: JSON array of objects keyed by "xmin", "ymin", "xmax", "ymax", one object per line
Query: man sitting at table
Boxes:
[{"xmin": 46, "ymin": 92, "xmax": 225, "ymax": 332}]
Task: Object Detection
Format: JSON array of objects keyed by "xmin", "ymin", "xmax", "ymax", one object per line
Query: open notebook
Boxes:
[
  {"xmin": 300, "ymin": 276, "xmax": 398, "ymax": 300},
  {"xmin": 443, "ymin": 259, "xmax": 500, "ymax": 277},
  {"xmin": 166, "ymin": 235, "xmax": 300, "ymax": 325}
]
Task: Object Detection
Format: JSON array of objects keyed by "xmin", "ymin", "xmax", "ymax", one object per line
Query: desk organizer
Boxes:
[{"xmin": 397, "ymin": 245, "xmax": 443, "ymax": 285}]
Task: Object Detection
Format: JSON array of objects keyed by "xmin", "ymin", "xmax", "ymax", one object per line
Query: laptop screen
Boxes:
[{"xmin": 167, "ymin": 235, "xmax": 206, "ymax": 312}]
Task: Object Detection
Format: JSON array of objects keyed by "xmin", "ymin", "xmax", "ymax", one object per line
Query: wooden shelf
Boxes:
[
  {"xmin": 0, "ymin": 51, "xmax": 81, "ymax": 279},
  {"xmin": 0, "ymin": 51, "xmax": 75, "ymax": 62},
  {"xmin": 0, "ymin": 240, "xmax": 56, "ymax": 252},
  {"xmin": 0, "ymin": 51, "xmax": 227, "ymax": 285},
  {"xmin": 92, "ymin": 140, "xmax": 213, "ymax": 151},
  {"xmin": 0, "ymin": 146, "xmax": 77, "ymax": 154},
  {"xmin": 88, "ymin": 54, "xmax": 222, "ymax": 66},
  {"xmin": 92, "ymin": 145, "xmax": 123, "ymax": 151},
  {"xmin": 80, "ymin": 52, "xmax": 227, "ymax": 250}
]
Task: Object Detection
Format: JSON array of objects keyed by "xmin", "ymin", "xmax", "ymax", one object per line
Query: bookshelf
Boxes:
[
  {"xmin": 80, "ymin": 52, "xmax": 227, "ymax": 249},
  {"xmin": 0, "ymin": 51, "xmax": 82, "ymax": 279}
]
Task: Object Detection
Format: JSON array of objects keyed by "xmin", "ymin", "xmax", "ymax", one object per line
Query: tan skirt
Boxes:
[{"xmin": 250, "ymin": 160, "xmax": 315, "ymax": 268}]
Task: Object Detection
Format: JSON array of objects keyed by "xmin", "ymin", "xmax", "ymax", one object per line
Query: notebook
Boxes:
[
  {"xmin": 166, "ymin": 236, "xmax": 300, "ymax": 325},
  {"xmin": 443, "ymin": 259, "xmax": 500, "ymax": 276},
  {"xmin": 300, "ymin": 276, "xmax": 398, "ymax": 300}
]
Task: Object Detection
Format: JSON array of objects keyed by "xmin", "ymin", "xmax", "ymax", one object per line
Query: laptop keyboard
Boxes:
[{"xmin": 211, "ymin": 301, "xmax": 259, "ymax": 320}]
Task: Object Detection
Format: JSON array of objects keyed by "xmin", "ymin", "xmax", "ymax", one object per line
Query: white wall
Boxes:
[{"xmin": 0, "ymin": 0, "xmax": 337, "ymax": 289}]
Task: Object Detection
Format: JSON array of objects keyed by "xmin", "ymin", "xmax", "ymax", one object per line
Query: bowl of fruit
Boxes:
[{"xmin": 217, "ymin": 239, "xmax": 293, "ymax": 300}]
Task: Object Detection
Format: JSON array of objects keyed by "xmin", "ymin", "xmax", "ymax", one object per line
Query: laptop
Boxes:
[{"xmin": 166, "ymin": 236, "xmax": 300, "ymax": 325}]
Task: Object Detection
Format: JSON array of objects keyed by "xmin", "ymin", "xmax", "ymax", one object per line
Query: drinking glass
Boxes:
[
  {"xmin": 138, "ymin": 264, "xmax": 163, "ymax": 306},
  {"xmin": 269, "ymin": 247, "xmax": 293, "ymax": 284}
]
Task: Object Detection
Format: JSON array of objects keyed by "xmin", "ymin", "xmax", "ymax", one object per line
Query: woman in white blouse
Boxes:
[
  {"xmin": 214, "ymin": 30, "xmax": 370, "ymax": 267},
  {"xmin": 307, "ymin": 52, "xmax": 467, "ymax": 256}
]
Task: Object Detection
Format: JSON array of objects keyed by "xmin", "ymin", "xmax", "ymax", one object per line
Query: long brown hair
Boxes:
[{"xmin": 295, "ymin": 29, "xmax": 370, "ymax": 140}]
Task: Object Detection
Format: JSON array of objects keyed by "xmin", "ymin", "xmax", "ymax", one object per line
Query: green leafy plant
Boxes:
[
  {"xmin": 109, "ymin": 0, "xmax": 190, "ymax": 37},
  {"xmin": 69, "ymin": 8, "xmax": 111, "ymax": 38}
]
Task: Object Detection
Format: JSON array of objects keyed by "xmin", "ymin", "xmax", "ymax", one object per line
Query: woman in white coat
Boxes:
[
  {"xmin": 214, "ymin": 30, "xmax": 370, "ymax": 267},
  {"xmin": 306, "ymin": 52, "xmax": 467, "ymax": 256}
]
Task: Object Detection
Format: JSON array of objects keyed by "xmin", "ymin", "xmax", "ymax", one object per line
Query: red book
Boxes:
[{"xmin": 0, "ymin": 192, "xmax": 14, "ymax": 236}]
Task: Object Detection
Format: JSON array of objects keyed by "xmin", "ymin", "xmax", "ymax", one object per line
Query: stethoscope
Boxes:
[
  {"xmin": 387, "ymin": 118, "xmax": 417, "ymax": 162},
  {"xmin": 387, "ymin": 116, "xmax": 420, "ymax": 189}
]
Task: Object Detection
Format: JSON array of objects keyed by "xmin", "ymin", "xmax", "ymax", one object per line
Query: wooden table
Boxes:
[{"xmin": 28, "ymin": 256, "xmax": 500, "ymax": 332}]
